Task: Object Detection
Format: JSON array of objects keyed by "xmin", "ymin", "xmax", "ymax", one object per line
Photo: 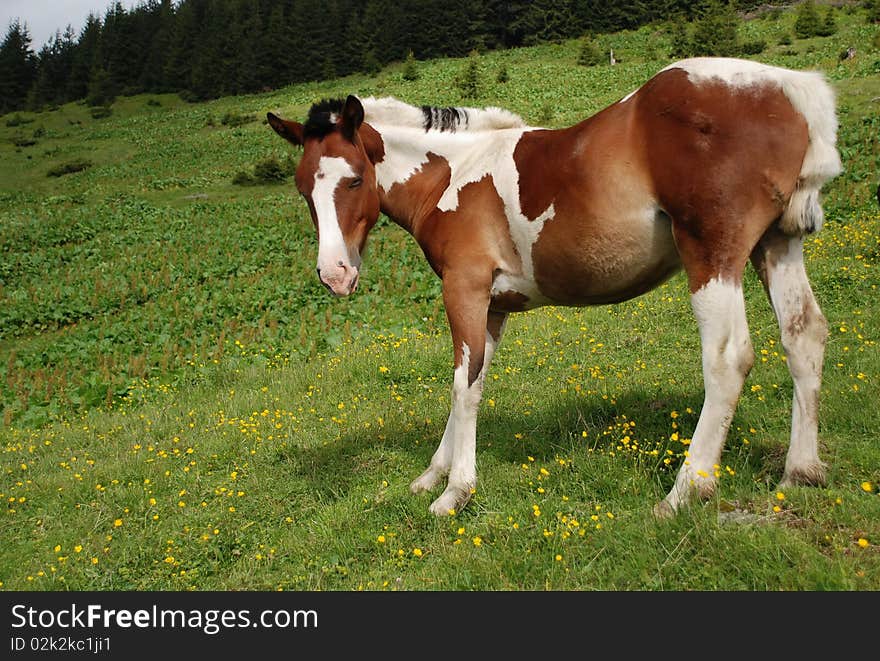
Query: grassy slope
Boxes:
[{"xmin": 0, "ymin": 7, "xmax": 878, "ymax": 590}]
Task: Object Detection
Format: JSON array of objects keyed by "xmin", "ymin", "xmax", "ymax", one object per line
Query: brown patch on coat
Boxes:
[
  {"xmin": 380, "ymin": 152, "xmax": 453, "ymax": 254},
  {"xmin": 515, "ymin": 108, "xmax": 681, "ymax": 305},
  {"xmin": 635, "ymin": 68, "xmax": 810, "ymax": 291},
  {"xmin": 490, "ymin": 290, "xmax": 529, "ymax": 312}
]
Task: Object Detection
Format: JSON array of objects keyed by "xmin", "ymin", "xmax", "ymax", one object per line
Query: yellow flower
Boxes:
[
  {"xmin": 378, "ymin": 366, "xmax": 389, "ymax": 373},
  {"xmin": 773, "ymin": 505, "xmax": 781, "ymax": 513},
  {"xmin": 472, "ymin": 536, "xmax": 482, "ymax": 547},
  {"xmin": 857, "ymin": 538, "xmax": 869, "ymax": 548},
  {"xmin": 775, "ymin": 492, "xmax": 785, "ymax": 501},
  {"xmin": 861, "ymin": 481, "xmax": 874, "ymax": 493},
  {"xmin": 113, "ymin": 519, "xmax": 123, "ymax": 527},
  {"xmin": 377, "ymin": 535, "xmax": 385, "ymax": 543},
  {"xmin": 53, "ymin": 545, "xmax": 61, "ymax": 553},
  {"xmin": 554, "ymin": 554, "xmax": 562, "ymax": 562},
  {"xmin": 412, "ymin": 548, "xmax": 422, "ymax": 557}
]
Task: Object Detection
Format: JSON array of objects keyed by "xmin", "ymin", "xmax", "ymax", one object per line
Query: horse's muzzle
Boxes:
[{"xmin": 317, "ymin": 264, "xmax": 359, "ymax": 297}]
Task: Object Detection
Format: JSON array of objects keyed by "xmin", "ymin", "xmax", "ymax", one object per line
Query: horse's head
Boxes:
[{"xmin": 267, "ymin": 96, "xmax": 380, "ymax": 296}]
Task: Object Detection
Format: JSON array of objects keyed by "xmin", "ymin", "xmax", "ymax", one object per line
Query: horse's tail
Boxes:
[{"xmin": 778, "ymin": 69, "xmax": 842, "ymax": 235}]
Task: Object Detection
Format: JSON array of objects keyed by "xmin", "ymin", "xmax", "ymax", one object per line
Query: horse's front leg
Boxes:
[{"xmin": 410, "ymin": 274, "xmax": 505, "ymax": 515}]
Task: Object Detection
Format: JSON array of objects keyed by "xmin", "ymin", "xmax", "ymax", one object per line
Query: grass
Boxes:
[{"xmin": 0, "ymin": 6, "xmax": 878, "ymax": 590}]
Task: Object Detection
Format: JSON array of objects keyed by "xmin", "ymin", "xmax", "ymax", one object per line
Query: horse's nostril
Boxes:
[{"xmin": 337, "ymin": 260, "xmax": 345, "ymax": 268}]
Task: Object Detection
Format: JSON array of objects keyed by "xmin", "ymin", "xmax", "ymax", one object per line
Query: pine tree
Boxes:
[
  {"xmin": 402, "ymin": 50, "xmax": 419, "ymax": 81},
  {"xmin": 0, "ymin": 20, "xmax": 36, "ymax": 114},
  {"xmin": 868, "ymin": 0, "xmax": 880, "ymax": 24},
  {"xmin": 577, "ymin": 37, "xmax": 603, "ymax": 66},
  {"xmin": 691, "ymin": 1, "xmax": 740, "ymax": 57},
  {"xmin": 816, "ymin": 6, "xmax": 836, "ymax": 37},
  {"xmin": 669, "ymin": 16, "xmax": 691, "ymax": 58},
  {"xmin": 457, "ymin": 49, "xmax": 481, "ymax": 100},
  {"xmin": 67, "ymin": 14, "xmax": 101, "ymax": 101},
  {"xmin": 86, "ymin": 66, "xmax": 116, "ymax": 106},
  {"xmin": 794, "ymin": 0, "xmax": 821, "ymax": 39}
]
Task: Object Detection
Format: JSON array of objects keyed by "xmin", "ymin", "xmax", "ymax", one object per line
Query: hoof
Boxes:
[
  {"xmin": 652, "ymin": 499, "xmax": 676, "ymax": 520},
  {"xmin": 428, "ymin": 485, "xmax": 471, "ymax": 516},
  {"xmin": 410, "ymin": 467, "xmax": 445, "ymax": 494},
  {"xmin": 779, "ymin": 462, "xmax": 827, "ymax": 489}
]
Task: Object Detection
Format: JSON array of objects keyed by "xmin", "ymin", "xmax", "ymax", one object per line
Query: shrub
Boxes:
[
  {"xmin": 47, "ymin": 160, "xmax": 92, "ymax": 177},
  {"xmin": 402, "ymin": 50, "xmax": 419, "ymax": 81},
  {"xmin": 12, "ymin": 135, "xmax": 36, "ymax": 147},
  {"xmin": 146, "ymin": 99, "xmax": 161, "ymax": 107},
  {"xmin": 669, "ymin": 18, "xmax": 691, "ymax": 58},
  {"xmin": 221, "ymin": 112, "xmax": 253, "ymax": 127},
  {"xmin": 232, "ymin": 171, "xmax": 255, "ymax": 186},
  {"xmin": 497, "ymin": 66, "xmax": 509, "ymax": 83},
  {"xmin": 6, "ymin": 113, "xmax": 33, "ymax": 127},
  {"xmin": 253, "ymin": 157, "xmax": 287, "ymax": 183},
  {"xmin": 691, "ymin": 0, "xmax": 740, "ymax": 57},
  {"xmin": 816, "ymin": 7, "xmax": 837, "ymax": 37},
  {"xmin": 457, "ymin": 50, "xmax": 482, "ymax": 100},
  {"xmin": 90, "ymin": 106, "xmax": 112, "ymax": 119},
  {"xmin": 232, "ymin": 156, "xmax": 292, "ymax": 186},
  {"xmin": 795, "ymin": 0, "xmax": 821, "ymax": 38},
  {"xmin": 741, "ymin": 39, "xmax": 767, "ymax": 55},
  {"xmin": 778, "ymin": 34, "xmax": 792, "ymax": 46},
  {"xmin": 577, "ymin": 37, "xmax": 603, "ymax": 66}
]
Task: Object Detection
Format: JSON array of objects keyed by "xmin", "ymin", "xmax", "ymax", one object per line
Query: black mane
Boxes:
[
  {"xmin": 421, "ymin": 105, "xmax": 468, "ymax": 132},
  {"xmin": 304, "ymin": 98, "xmax": 345, "ymax": 139}
]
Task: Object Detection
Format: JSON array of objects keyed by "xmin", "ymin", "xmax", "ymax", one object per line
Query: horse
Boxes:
[{"xmin": 266, "ymin": 57, "xmax": 842, "ymax": 517}]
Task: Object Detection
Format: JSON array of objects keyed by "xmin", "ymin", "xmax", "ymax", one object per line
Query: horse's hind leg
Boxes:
[
  {"xmin": 655, "ymin": 272, "xmax": 755, "ymax": 516},
  {"xmin": 750, "ymin": 228, "xmax": 828, "ymax": 487}
]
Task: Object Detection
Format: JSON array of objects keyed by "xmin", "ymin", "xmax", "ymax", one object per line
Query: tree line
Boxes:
[{"xmin": 1, "ymin": 0, "xmax": 773, "ymax": 114}]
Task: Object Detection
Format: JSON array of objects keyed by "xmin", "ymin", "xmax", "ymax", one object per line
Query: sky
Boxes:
[{"xmin": 2, "ymin": 0, "xmax": 141, "ymax": 50}]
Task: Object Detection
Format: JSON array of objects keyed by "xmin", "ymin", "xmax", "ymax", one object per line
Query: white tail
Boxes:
[{"xmin": 777, "ymin": 68, "xmax": 843, "ymax": 234}]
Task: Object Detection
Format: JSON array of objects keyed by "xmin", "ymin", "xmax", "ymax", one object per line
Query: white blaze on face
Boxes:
[{"xmin": 312, "ymin": 155, "xmax": 357, "ymax": 272}]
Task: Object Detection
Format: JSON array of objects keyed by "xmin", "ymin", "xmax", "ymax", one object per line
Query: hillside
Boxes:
[{"xmin": 0, "ymin": 6, "xmax": 878, "ymax": 590}]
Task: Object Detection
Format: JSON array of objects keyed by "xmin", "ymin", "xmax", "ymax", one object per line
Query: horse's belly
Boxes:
[{"xmin": 531, "ymin": 208, "xmax": 681, "ymax": 306}]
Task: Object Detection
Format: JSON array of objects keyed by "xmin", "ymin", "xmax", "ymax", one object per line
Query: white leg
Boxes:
[
  {"xmin": 421, "ymin": 315, "xmax": 506, "ymax": 515},
  {"xmin": 428, "ymin": 344, "xmax": 481, "ymax": 515},
  {"xmin": 657, "ymin": 277, "xmax": 754, "ymax": 516},
  {"xmin": 758, "ymin": 235, "xmax": 828, "ymax": 487},
  {"xmin": 409, "ymin": 414, "xmax": 455, "ymax": 494}
]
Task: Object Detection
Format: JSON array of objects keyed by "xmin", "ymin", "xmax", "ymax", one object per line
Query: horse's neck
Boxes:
[
  {"xmin": 366, "ymin": 127, "xmax": 521, "ymax": 239},
  {"xmin": 368, "ymin": 124, "xmax": 478, "ymax": 236}
]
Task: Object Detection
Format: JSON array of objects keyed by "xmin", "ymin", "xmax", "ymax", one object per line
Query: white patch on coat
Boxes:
[
  {"xmin": 312, "ymin": 156, "xmax": 356, "ymax": 269},
  {"xmin": 363, "ymin": 98, "xmax": 553, "ymax": 285},
  {"xmin": 361, "ymin": 96, "xmax": 525, "ymax": 132}
]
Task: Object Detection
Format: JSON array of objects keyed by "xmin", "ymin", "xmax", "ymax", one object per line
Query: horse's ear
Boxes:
[
  {"xmin": 341, "ymin": 95, "xmax": 364, "ymax": 143},
  {"xmin": 267, "ymin": 112, "xmax": 304, "ymax": 146}
]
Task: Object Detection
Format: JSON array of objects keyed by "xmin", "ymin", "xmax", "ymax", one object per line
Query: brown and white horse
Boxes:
[{"xmin": 267, "ymin": 57, "xmax": 842, "ymax": 517}]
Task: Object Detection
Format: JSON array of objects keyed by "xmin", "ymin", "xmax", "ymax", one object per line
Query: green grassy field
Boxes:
[{"xmin": 1, "ymin": 6, "xmax": 878, "ymax": 590}]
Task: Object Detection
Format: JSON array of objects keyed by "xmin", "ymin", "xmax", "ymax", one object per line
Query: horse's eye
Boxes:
[{"xmin": 349, "ymin": 177, "xmax": 363, "ymax": 189}]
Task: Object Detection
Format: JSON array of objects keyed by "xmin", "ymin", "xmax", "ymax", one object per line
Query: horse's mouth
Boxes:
[{"xmin": 322, "ymin": 271, "xmax": 359, "ymax": 297}]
